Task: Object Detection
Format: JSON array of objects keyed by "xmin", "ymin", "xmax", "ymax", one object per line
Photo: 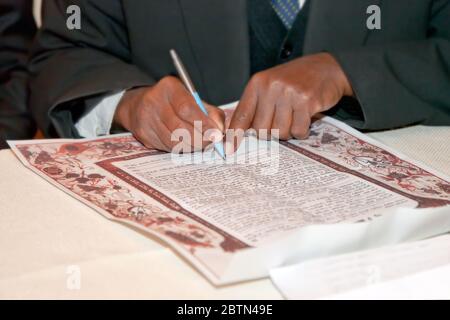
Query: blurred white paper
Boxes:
[
  {"xmin": 270, "ymin": 232, "xmax": 450, "ymax": 300},
  {"xmin": 326, "ymin": 265, "xmax": 450, "ymax": 300}
]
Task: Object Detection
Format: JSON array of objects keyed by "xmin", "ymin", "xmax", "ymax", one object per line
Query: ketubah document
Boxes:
[{"xmin": 8, "ymin": 105, "xmax": 450, "ymax": 285}]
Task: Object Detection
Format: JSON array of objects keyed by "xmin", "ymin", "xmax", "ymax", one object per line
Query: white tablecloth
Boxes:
[{"xmin": 0, "ymin": 125, "xmax": 449, "ymax": 299}]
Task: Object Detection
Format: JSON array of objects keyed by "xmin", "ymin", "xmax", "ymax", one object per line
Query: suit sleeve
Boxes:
[
  {"xmin": 29, "ymin": 0, "xmax": 155, "ymax": 138},
  {"xmin": 331, "ymin": 0, "xmax": 450, "ymax": 130},
  {"xmin": 0, "ymin": 0, "xmax": 36, "ymax": 148}
]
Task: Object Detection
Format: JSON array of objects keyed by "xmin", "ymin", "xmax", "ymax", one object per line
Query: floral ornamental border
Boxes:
[{"xmin": 16, "ymin": 136, "xmax": 239, "ymax": 254}]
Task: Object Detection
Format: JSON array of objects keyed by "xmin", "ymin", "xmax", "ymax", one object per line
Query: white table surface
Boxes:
[{"xmin": 0, "ymin": 125, "xmax": 449, "ymax": 299}]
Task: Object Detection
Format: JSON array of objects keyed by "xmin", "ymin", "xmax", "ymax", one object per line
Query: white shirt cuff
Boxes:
[{"xmin": 75, "ymin": 91, "xmax": 125, "ymax": 138}]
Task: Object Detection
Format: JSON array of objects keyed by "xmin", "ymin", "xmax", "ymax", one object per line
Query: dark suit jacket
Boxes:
[
  {"xmin": 29, "ymin": 0, "xmax": 450, "ymax": 138},
  {"xmin": 0, "ymin": 0, "xmax": 36, "ymax": 148}
]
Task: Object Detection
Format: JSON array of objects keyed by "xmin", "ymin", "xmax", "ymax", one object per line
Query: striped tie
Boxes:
[{"xmin": 271, "ymin": 0, "xmax": 301, "ymax": 29}]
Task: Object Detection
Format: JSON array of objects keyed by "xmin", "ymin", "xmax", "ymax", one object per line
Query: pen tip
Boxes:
[{"xmin": 214, "ymin": 143, "xmax": 226, "ymax": 160}]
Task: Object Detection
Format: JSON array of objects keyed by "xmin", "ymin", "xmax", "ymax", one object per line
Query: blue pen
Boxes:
[{"xmin": 170, "ymin": 49, "xmax": 226, "ymax": 159}]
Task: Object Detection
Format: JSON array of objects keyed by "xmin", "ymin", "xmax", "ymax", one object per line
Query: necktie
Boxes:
[{"xmin": 270, "ymin": 0, "xmax": 301, "ymax": 29}]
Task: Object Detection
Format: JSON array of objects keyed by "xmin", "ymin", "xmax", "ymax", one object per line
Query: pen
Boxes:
[{"xmin": 170, "ymin": 49, "xmax": 226, "ymax": 159}]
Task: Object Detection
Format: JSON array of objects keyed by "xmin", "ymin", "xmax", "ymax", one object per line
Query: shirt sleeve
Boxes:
[{"xmin": 75, "ymin": 91, "xmax": 125, "ymax": 138}]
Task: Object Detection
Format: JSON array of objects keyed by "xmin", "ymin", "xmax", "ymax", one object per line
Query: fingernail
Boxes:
[{"xmin": 205, "ymin": 130, "xmax": 223, "ymax": 143}]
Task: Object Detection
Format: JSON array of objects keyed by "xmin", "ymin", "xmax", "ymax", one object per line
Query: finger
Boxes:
[
  {"xmin": 291, "ymin": 110, "xmax": 311, "ymax": 140},
  {"xmin": 128, "ymin": 92, "xmax": 170, "ymax": 151},
  {"xmin": 271, "ymin": 97, "xmax": 293, "ymax": 140},
  {"xmin": 251, "ymin": 91, "xmax": 276, "ymax": 140},
  {"xmin": 227, "ymin": 81, "xmax": 258, "ymax": 154},
  {"xmin": 201, "ymin": 103, "xmax": 225, "ymax": 144},
  {"xmin": 159, "ymin": 104, "xmax": 211, "ymax": 152},
  {"xmin": 150, "ymin": 117, "xmax": 182, "ymax": 151},
  {"xmin": 134, "ymin": 126, "xmax": 169, "ymax": 152},
  {"xmin": 167, "ymin": 80, "xmax": 221, "ymax": 133},
  {"xmin": 165, "ymin": 120, "xmax": 213, "ymax": 152},
  {"xmin": 229, "ymin": 81, "xmax": 258, "ymax": 132},
  {"xmin": 224, "ymin": 126, "xmax": 246, "ymax": 156}
]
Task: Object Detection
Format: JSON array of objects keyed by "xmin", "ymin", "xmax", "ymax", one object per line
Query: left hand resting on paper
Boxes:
[{"xmin": 226, "ymin": 53, "xmax": 354, "ymax": 153}]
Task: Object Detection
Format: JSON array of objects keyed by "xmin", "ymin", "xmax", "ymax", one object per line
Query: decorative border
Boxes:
[
  {"xmin": 96, "ymin": 152, "xmax": 250, "ymax": 252},
  {"xmin": 281, "ymin": 141, "xmax": 450, "ymax": 208}
]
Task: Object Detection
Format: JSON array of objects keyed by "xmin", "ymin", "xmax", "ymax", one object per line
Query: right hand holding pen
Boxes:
[{"xmin": 113, "ymin": 76, "xmax": 225, "ymax": 152}]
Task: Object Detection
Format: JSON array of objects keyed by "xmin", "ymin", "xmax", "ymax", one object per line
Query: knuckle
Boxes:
[
  {"xmin": 236, "ymin": 111, "xmax": 250, "ymax": 123},
  {"xmin": 250, "ymin": 72, "xmax": 265, "ymax": 86},
  {"xmin": 159, "ymin": 75, "xmax": 177, "ymax": 88},
  {"xmin": 269, "ymin": 79, "xmax": 284, "ymax": 92},
  {"xmin": 299, "ymin": 90, "xmax": 314, "ymax": 104},
  {"xmin": 176, "ymin": 101, "xmax": 194, "ymax": 119},
  {"xmin": 283, "ymin": 85, "xmax": 298, "ymax": 98}
]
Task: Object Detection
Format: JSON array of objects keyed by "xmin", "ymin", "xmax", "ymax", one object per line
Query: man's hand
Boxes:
[
  {"xmin": 227, "ymin": 53, "xmax": 353, "ymax": 151},
  {"xmin": 113, "ymin": 76, "xmax": 225, "ymax": 152}
]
